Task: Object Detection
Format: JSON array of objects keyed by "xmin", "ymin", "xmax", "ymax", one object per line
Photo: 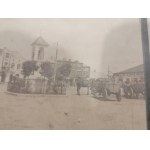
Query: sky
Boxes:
[{"xmin": 0, "ymin": 19, "xmax": 143, "ymax": 77}]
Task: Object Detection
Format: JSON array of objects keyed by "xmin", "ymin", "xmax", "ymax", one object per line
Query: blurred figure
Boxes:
[{"xmin": 76, "ymin": 77, "xmax": 82, "ymax": 95}]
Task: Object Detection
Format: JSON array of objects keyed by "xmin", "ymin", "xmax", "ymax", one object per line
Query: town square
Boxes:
[{"xmin": 0, "ymin": 19, "xmax": 147, "ymax": 129}]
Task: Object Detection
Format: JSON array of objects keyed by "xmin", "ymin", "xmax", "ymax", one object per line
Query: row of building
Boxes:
[
  {"xmin": 31, "ymin": 36, "xmax": 90, "ymax": 80},
  {"xmin": 0, "ymin": 37, "xmax": 146, "ymax": 84},
  {"xmin": 0, "ymin": 36, "xmax": 90, "ymax": 82},
  {"xmin": 57, "ymin": 59, "xmax": 90, "ymax": 79},
  {"xmin": 0, "ymin": 36, "xmax": 146, "ymax": 84}
]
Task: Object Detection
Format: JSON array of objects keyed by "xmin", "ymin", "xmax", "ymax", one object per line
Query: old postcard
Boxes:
[{"xmin": 0, "ymin": 19, "xmax": 147, "ymax": 129}]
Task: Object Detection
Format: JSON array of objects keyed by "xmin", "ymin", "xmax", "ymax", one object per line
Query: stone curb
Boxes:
[{"xmin": 5, "ymin": 91, "xmax": 69, "ymax": 97}]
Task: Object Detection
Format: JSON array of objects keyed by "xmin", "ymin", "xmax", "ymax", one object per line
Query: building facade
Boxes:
[
  {"xmin": 30, "ymin": 37, "xmax": 91, "ymax": 82},
  {"xmin": 113, "ymin": 64, "xmax": 144, "ymax": 82},
  {"xmin": 57, "ymin": 59, "xmax": 90, "ymax": 80},
  {"xmin": 0, "ymin": 47, "xmax": 25, "ymax": 82}
]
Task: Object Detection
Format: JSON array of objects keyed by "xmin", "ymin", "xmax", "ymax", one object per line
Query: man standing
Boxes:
[
  {"xmin": 1, "ymin": 70, "xmax": 6, "ymax": 83},
  {"xmin": 76, "ymin": 77, "xmax": 82, "ymax": 95},
  {"xmin": 124, "ymin": 78, "xmax": 132, "ymax": 98}
]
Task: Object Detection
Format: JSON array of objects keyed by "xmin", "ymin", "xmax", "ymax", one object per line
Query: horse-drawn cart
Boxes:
[
  {"xmin": 105, "ymin": 82, "xmax": 122, "ymax": 101},
  {"xmin": 91, "ymin": 79, "xmax": 122, "ymax": 101}
]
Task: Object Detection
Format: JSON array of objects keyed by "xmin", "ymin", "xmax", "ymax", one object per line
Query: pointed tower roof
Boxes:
[{"xmin": 31, "ymin": 36, "xmax": 49, "ymax": 46}]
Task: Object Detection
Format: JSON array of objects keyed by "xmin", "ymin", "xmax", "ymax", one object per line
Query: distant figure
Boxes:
[
  {"xmin": 1, "ymin": 71, "xmax": 6, "ymax": 83},
  {"xmin": 9, "ymin": 73, "xmax": 14, "ymax": 83},
  {"xmin": 76, "ymin": 77, "xmax": 82, "ymax": 95},
  {"xmin": 123, "ymin": 79, "xmax": 132, "ymax": 98}
]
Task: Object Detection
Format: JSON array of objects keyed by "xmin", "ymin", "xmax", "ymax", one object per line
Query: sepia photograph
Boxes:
[{"xmin": 0, "ymin": 18, "xmax": 147, "ymax": 129}]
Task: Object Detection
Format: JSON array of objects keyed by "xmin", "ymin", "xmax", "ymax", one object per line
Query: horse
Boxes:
[{"xmin": 75, "ymin": 78, "xmax": 92, "ymax": 95}]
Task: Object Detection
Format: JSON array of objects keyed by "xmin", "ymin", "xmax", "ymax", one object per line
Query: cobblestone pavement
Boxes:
[{"xmin": 0, "ymin": 84, "xmax": 147, "ymax": 129}]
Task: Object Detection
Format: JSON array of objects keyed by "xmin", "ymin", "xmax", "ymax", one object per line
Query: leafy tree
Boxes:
[
  {"xmin": 40, "ymin": 61, "xmax": 54, "ymax": 79},
  {"xmin": 22, "ymin": 61, "xmax": 39, "ymax": 78},
  {"xmin": 56, "ymin": 62, "xmax": 71, "ymax": 80}
]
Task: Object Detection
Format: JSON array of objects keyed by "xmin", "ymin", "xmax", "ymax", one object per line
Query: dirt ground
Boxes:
[{"xmin": 0, "ymin": 84, "xmax": 147, "ymax": 129}]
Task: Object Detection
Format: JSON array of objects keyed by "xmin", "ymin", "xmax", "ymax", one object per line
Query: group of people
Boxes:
[
  {"xmin": 6, "ymin": 73, "xmax": 146, "ymax": 99},
  {"xmin": 74, "ymin": 77, "xmax": 145, "ymax": 99},
  {"xmin": 122, "ymin": 78, "xmax": 145, "ymax": 99}
]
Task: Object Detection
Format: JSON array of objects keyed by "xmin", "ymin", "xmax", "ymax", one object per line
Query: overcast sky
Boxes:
[{"xmin": 0, "ymin": 19, "xmax": 143, "ymax": 76}]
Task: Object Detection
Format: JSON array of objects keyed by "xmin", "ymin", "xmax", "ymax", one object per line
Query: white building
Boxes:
[{"xmin": 0, "ymin": 47, "xmax": 25, "ymax": 82}]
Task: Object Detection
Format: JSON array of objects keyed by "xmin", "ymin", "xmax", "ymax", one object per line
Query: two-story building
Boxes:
[
  {"xmin": 0, "ymin": 47, "xmax": 25, "ymax": 82},
  {"xmin": 57, "ymin": 59, "xmax": 90, "ymax": 79}
]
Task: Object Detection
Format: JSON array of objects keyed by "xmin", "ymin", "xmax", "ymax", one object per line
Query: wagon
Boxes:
[
  {"xmin": 91, "ymin": 79, "xmax": 122, "ymax": 101},
  {"xmin": 105, "ymin": 82, "xmax": 122, "ymax": 101}
]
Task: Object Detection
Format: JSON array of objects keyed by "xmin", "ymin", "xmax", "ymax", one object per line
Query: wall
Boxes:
[{"xmin": 114, "ymin": 72, "xmax": 144, "ymax": 82}]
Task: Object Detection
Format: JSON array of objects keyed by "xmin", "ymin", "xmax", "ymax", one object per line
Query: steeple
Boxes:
[
  {"xmin": 31, "ymin": 36, "xmax": 48, "ymax": 61},
  {"xmin": 32, "ymin": 36, "xmax": 48, "ymax": 47}
]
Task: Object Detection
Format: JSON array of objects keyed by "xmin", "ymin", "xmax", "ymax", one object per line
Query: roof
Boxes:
[
  {"xmin": 31, "ymin": 36, "xmax": 49, "ymax": 46},
  {"xmin": 115, "ymin": 64, "xmax": 144, "ymax": 74}
]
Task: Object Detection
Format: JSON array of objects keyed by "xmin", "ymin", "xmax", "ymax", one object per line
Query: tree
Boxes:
[
  {"xmin": 22, "ymin": 61, "xmax": 39, "ymax": 78},
  {"xmin": 56, "ymin": 62, "xmax": 71, "ymax": 80},
  {"xmin": 40, "ymin": 61, "xmax": 54, "ymax": 79}
]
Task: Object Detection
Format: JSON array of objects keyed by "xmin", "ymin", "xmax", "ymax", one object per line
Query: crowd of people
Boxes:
[
  {"xmin": 0, "ymin": 71, "xmax": 145, "ymax": 99},
  {"xmin": 75, "ymin": 77, "xmax": 145, "ymax": 99},
  {"xmin": 7, "ymin": 73, "xmax": 67, "ymax": 94},
  {"xmin": 122, "ymin": 78, "xmax": 145, "ymax": 99}
]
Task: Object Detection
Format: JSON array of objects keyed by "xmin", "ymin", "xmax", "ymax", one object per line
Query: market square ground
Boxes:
[{"xmin": 0, "ymin": 84, "xmax": 147, "ymax": 129}]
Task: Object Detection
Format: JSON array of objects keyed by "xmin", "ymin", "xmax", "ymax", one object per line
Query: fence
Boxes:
[{"xmin": 7, "ymin": 77, "xmax": 67, "ymax": 95}]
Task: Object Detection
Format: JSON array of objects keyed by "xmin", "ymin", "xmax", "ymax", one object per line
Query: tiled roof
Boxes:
[
  {"xmin": 115, "ymin": 64, "xmax": 144, "ymax": 74},
  {"xmin": 31, "ymin": 36, "xmax": 48, "ymax": 46}
]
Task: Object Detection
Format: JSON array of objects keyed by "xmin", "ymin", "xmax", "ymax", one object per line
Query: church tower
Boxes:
[{"xmin": 31, "ymin": 36, "xmax": 48, "ymax": 62}]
